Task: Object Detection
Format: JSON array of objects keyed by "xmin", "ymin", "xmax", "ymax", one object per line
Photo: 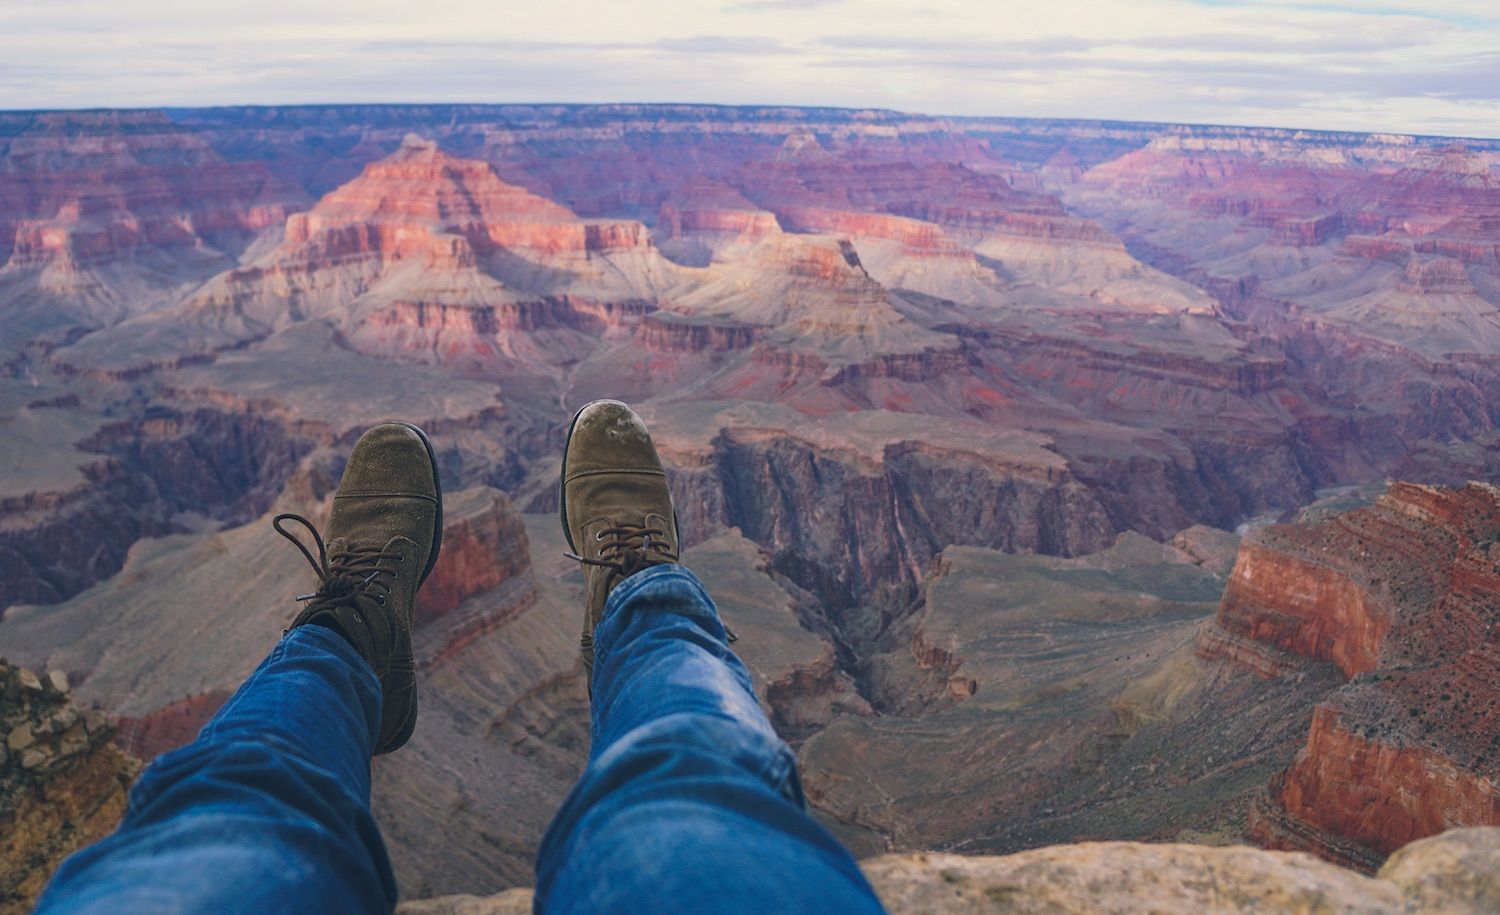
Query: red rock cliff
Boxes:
[
  {"xmin": 1212, "ymin": 540, "xmax": 1389, "ymax": 677},
  {"xmin": 1262, "ymin": 705, "xmax": 1499, "ymax": 861},
  {"xmin": 280, "ymin": 134, "xmax": 648, "ymax": 265},
  {"xmin": 1205, "ymin": 482, "xmax": 1500, "ymax": 869},
  {"xmin": 0, "ymin": 111, "xmax": 300, "ymax": 277},
  {"xmin": 417, "ymin": 486, "xmax": 530, "ymax": 621}
]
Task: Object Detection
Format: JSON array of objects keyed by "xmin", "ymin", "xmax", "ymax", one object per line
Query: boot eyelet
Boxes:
[
  {"xmin": 396, "ymin": 555, "xmax": 404, "ymax": 563},
  {"xmin": 376, "ymin": 595, "xmax": 386, "ymax": 607},
  {"xmin": 595, "ymin": 530, "xmax": 606, "ymax": 541}
]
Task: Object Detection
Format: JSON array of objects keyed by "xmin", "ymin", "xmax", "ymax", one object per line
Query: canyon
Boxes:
[{"xmin": 1, "ymin": 104, "xmax": 1499, "ymax": 902}]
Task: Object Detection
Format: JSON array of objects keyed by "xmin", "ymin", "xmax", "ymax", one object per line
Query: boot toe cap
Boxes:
[
  {"xmin": 565, "ymin": 401, "xmax": 663, "ymax": 475},
  {"xmin": 341, "ymin": 423, "xmax": 439, "ymax": 497}
]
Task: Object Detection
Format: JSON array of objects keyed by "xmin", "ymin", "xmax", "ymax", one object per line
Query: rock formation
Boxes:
[
  {"xmin": 1203, "ymin": 483, "xmax": 1500, "ymax": 869},
  {"xmin": 0, "ymin": 660, "xmax": 137, "ymax": 915},
  {"xmin": 113, "ymin": 691, "xmax": 230, "ymax": 763},
  {"xmin": 101, "ymin": 134, "xmax": 681, "ymax": 378},
  {"xmin": 397, "ymin": 826, "xmax": 1500, "ymax": 915},
  {"xmin": 0, "ymin": 110, "xmax": 303, "ymax": 346}
]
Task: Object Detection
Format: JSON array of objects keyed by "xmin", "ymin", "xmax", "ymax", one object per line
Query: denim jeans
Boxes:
[{"xmin": 36, "ymin": 565, "xmax": 887, "ymax": 915}]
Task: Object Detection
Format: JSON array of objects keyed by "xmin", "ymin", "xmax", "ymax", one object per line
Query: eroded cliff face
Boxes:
[
  {"xmin": 0, "ymin": 405, "xmax": 311, "ymax": 610},
  {"xmin": 1261, "ymin": 707, "xmax": 1499, "ymax": 866},
  {"xmin": 418, "ymin": 487, "xmax": 531, "ymax": 622},
  {"xmin": 1203, "ymin": 483, "xmax": 1500, "ymax": 869},
  {"xmin": 1209, "ymin": 541, "xmax": 1389, "ymax": 677},
  {"xmin": 644, "ymin": 403, "xmax": 1118, "ymax": 664},
  {"xmin": 413, "ymin": 488, "xmax": 541, "ymax": 670}
]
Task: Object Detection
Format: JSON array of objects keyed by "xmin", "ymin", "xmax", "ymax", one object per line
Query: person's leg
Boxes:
[
  {"xmin": 35, "ymin": 625, "xmax": 395, "ymax": 915},
  {"xmin": 535, "ymin": 564, "xmax": 888, "ymax": 914},
  {"xmin": 36, "ymin": 421, "xmax": 444, "ymax": 915}
]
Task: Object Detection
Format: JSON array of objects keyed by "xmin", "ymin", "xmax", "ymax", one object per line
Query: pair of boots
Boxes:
[{"xmin": 274, "ymin": 401, "xmax": 677, "ymax": 754}]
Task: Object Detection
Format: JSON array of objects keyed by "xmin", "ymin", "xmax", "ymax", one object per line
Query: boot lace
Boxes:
[
  {"xmin": 274, "ymin": 513, "xmax": 403, "ymax": 615},
  {"xmin": 565, "ymin": 522, "xmax": 678, "ymax": 581},
  {"xmin": 565, "ymin": 523, "xmax": 736, "ymax": 642}
]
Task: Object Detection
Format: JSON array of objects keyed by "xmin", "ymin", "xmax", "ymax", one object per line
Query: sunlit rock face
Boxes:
[{"xmin": 4, "ymin": 105, "xmax": 1500, "ymax": 895}]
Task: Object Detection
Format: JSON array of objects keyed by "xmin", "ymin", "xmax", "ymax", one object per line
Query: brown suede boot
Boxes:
[
  {"xmin": 276, "ymin": 422, "xmax": 442, "ymax": 754},
  {"xmin": 560, "ymin": 400, "xmax": 680, "ymax": 680}
]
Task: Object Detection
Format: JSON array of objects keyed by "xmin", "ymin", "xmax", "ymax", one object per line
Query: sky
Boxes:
[{"xmin": 2, "ymin": 0, "xmax": 1498, "ymax": 137}]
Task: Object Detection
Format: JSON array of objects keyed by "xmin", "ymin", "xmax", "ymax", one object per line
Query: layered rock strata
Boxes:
[
  {"xmin": 0, "ymin": 110, "xmax": 303, "ymax": 342},
  {"xmin": 1202, "ymin": 483, "xmax": 1500, "ymax": 868}
]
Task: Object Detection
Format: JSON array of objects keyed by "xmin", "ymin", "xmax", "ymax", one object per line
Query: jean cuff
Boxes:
[
  {"xmin": 284, "ymin": 620, "xmax": 374, "ymax": 675},
  {"xmin": 600, "ymin": 564, "xmax": 715, "ymax": 625}
]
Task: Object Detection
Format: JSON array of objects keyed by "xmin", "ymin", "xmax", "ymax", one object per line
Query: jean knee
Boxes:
[{"xmin": 593, "ymin": 712, "xmax": 806, "ymax": 808}]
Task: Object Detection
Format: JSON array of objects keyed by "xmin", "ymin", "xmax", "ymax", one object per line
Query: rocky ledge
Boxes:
[
  {"xmin": 398, "ymin": 826, "xmax": 1500, "ymax": 915},
  {"xmin": 0, "ymin": 660, "xmax": 138, "ymax": 915}
]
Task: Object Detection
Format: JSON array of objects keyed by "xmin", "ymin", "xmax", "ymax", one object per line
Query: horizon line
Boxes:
[{"xmin": 3, "ymin": 101, "xmax": 1498, "ymax": 145}]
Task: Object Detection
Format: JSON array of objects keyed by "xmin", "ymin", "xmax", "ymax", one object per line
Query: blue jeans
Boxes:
[{"xmin": 36, "ymin": 565, "xmax": 886, "ymax": 915}]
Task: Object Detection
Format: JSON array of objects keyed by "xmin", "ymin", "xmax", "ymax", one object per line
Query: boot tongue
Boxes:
[
  {"xmin": 614, "ymin": 549, "xmax": 652, "ymax": 579},
  {"xmin": 303, "ymin": 572, "xmax": 384, "ymax": 619},
  {"xmin": 317, "ymin": 576, "xmax": 363, "ymax": 602}
]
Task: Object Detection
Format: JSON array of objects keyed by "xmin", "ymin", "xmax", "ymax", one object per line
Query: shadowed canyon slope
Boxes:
[{"xmin": 2, "ymin": 105, "xmax": 1499, "ymax": 897}]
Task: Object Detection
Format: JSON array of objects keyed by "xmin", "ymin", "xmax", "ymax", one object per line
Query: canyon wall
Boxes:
[{"xmin": 1203, "ymin": 483, "xmax": 1500, "ymax": 869}]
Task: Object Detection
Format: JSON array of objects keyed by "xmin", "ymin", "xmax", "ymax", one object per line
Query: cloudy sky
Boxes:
[{"xmin": 2, "ymin": 0, "xmax": 1497, "ymax": 137}]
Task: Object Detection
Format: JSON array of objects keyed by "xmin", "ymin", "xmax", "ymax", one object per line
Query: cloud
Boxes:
[
  {"xmin": 0, "ymin": 0, "xmax": 1496, "ymax": 137},
  {"xmin": 1190, "ymin": 0, "xmax": 1500, "ymax": 26},
  {"xmin": 808, "ymin": 30, "xmax": 1500, "ymax": 107},
  {"xmin": 725, "ymin": 0, "xmax": 844, "ymax": 10},
  {"xmin": 818, "ymin": 34, "xmax": 1098, "ymax": 54},
  {"xmin": 650, "ymin": 36, "xmax": 796, "ymax": 55},
  {"xmin": 356, "ymin": 35, "xmax": 794, "ymax": 57}
]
